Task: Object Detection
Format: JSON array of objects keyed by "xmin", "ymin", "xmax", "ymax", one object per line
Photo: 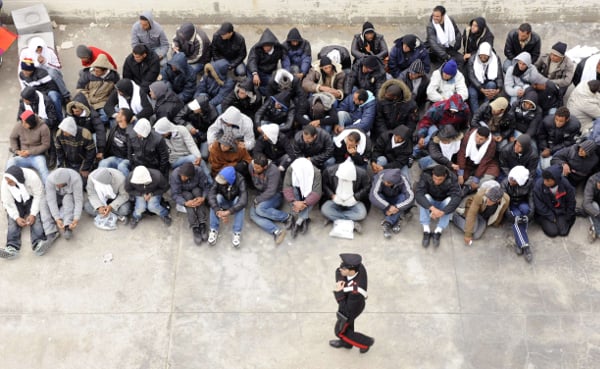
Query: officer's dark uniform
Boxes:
[{"xmin": 330, "ymin": 253, "xmax": 375, "ymax": 353}]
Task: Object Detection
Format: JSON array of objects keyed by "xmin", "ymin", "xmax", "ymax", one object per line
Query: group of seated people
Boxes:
[{"xmin": 7, "ymin": 6, "xmax": 600, "ymax": 263}]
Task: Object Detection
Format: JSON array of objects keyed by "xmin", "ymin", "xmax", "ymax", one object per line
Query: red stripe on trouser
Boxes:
[{"xmin": 338, "ymin": 322, "xmax": 369, "ymax": 349}]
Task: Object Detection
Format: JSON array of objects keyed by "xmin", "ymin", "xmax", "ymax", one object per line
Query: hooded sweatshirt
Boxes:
[
  {"xmin": 130, "ymin": 10, "xmax": 170, "ymax": 59},
  {"xmin": 247, "ymin": 28, "xmax": 284, "ymax": 75}
]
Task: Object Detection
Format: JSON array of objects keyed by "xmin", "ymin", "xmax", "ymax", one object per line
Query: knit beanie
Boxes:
[
  {"xmin": 442, "ymin": 59, "xmax": 458, "ymax": 77},
  {"xmin": 20, "ymin": 58, "xmax": 35, "ymax": 71},
  {"xmin": 486, "ymin": 186, "xmax": 504, "ymax": 202},
  {"xmin": 408, "ymin": 59, "xmax": 425, "ymax": 75},
  {"xmin": 58, "ymin": 117, "xmax": 78, "ymax": 136},
  {"xmin": 130, "ymin": 166, "xmax": 152, "ymax": 185},
  {"xmin": 20, "ymin": 110, "xmax": 37, "ymax": 127},
  {"xmin": 319, "ymin": 56, "xmax": 333, "ymax": 67},
  {"xmin": 551, "ymin": 42, "xmax": 567, "ymax": 57},
  {"xmin": 489, "ymin": 97, "xmax": 509, "ymax": 111},
  {"xmin": 580, "ymin": 139, "xmax": 597, "ymax": 155},
  {"xmin": 261, "ymin": 123, "xmax": 280, "ymax": 145},
  {"xmin": 363, "ymin": 55, "xmax": 379, "ymax": 70},
  {"xmin": 215, "ymin": 166, "xmax": 236, "ymax": 185}
]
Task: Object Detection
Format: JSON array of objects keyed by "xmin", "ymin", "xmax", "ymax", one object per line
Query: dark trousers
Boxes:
[
  {"xmin": 334, "ymin": 300, "xmax": 373, "ymax": 349},
  {"xmin": 182, "ymin": 189, "xmax": 208, "ymax": 228},
  {"xmin": 537, "ymin": 214, "xmax": 574, "ymax": 237}
]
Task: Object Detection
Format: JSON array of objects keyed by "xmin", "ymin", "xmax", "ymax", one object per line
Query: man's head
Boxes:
[
  {"xmin": 475, "ymin": 127, "xmax": 490, "ymax": 145},
  {"xmin": 252, "ymin": 153, "xmax": 269, "ymax": 174},
  {"xmin": 489, "ymin": 97, "xmax": 508, "ymax": 116},
  {"xmin": 4, "ymin": 166, "xmax": 25, "ymax": 188},
  {"xmin": 402, "ymin": 34, "xmax": 418, "ymax": 53},
  {"xmin": 431, "ymin": 165, "xmax": 448, "ymax": 186},
  {"xmin": 550, "ymin": 42, "xmax": 567, "ymax": 63},
  {"xmin": 442, "ymin": 59, "xmax": 458, "ymax": 80},
  {"xmin": 116, "ymin": 108, "xmax": 134, "ymax": 128},
  {"xmin": 362, "ymin": 55, "xmax": 379, "ymax": 73},
  {"xmin": 339, "ymin": 253, "xmax": 361, "ymax": 275},
  {"xmin": 579, "ymin": 140, "xmax": 596, "ymax": 158},
  {"xmin": 542, "ymin": 168, "xmax": 557, "ymax": 188},
  {"xmin": 139, "ymin": 15, "xmax": 151, "ymax": 31},
  {"xmin": 554, "ymin": 107, "xmax": 570, "ymax": 128},
  {"xmin": 218, "ymin": 131, "xmax": 237, "ymax": 152},
  {"xmin": 217, "ymin": 22, "xmax": 234, "ymax": 40},
  {"xmin": 178, "ymin": 162, "xmax": 196, "ymax": 182},
  {"xmin": 362, "ymin": 22, "xmax": 375, "ymax": 41},
  {"xmin": 345, "ymin": 131, "xmax": 361, "ymax": 150},
  {"xmin": 485, "ymin": 186, "xmax": 504, "ymax": 205},
  {"xmin": 515, "ymin": 134, "xmax": 532, "ymax": 154},
  {"xmin": 58, "ymin": 117, "xmax": 78, "ymax": 137},
  {"xmin": 133, "ymin": 119, "xmax": 152, "ymax": 139},
  {"xmin": 517, "ymin": 23, "xmax": 532, "ymax": 42},
  {"xmin": 302, "ymin": 125, "xmax": 317, "ymax": 144},
  {"xmin": 438, "ymin": 125, "xmax": 459, "ymax": 144},
  {"xmin": 19, "ymin": 110, "xmax": 37, "ymax": 130},
  {"xmin": 21, "ymin": 86, "xmax": 37, "ymax": 105},
  {"xmin": 478, "ymin": 42, "xmax": 492, "ymax": 63},
  {"xmin": 20, "ymin": 58, "xmax": 36, "ymax": 76},
  {"xmin": 262, "ymin": 43, "xmax": 274, "ymax": 53},
  {"xmin": 353, "ymin": 89, "xmax": 368, "ymax": 106},
  {"xmin": 431, "ymin": 5, "xmax": 446, "ymax": 24},
  {"xmin": 320, "ymin": 56, "xmax": 334, "ymax": 76},
  {"xmin": 76, "ymin": 45, "xmax": 93, "ymax": 63},
  {"xmin": 392, "ymin": 125, "xmax": 409, "ymax": 144},
  {"xmin": 408, "ymin": 59, "xmax": 425, "ymax": 80},
  {"xmin": 132, "ymin": 44, "xmax": 148, "ymax": 63},
  {"xmin": 383, "ymin": 83, "xmax": 404, "ymax": 102}
]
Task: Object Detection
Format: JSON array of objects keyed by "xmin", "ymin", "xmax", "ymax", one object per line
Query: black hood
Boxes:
[{"xmin": 256, "ymin": 28, "xmax": 279, "ymax": 47}]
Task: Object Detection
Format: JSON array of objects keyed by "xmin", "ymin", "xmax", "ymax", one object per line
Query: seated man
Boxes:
[
  {"xmin": 208, "ymin": 130, "xmax": 252, "ymax": 178},
  {"xmin": 551, "ymin": 140, "xmax": 599, "ymax": 187},
  {"xmin": 18, "ymin": 87, "xmax": 59, "ymax": 134},
  {"xmin": 466, "ymin": 42, "xmax": 503, "ymax": 112},
  {"xmin": 371, "ymin": 125, "xmax": 413, "ymax": 181},
  {"xmin": 372, "ymin": 78, "xmax": 418, "ymax": 140},
  {"xmin": 99, "ymin": 108, "xmax": 134, "ymax": 177},
  {"xmin": 389, "ymin": 34, "xmax": 431, "ymax": 78},
  {"xmin": 572, "ymin": 54, "xmax": 600, "ymax": 87},
  {"xmin": 255, "ymin": 91, "xmax": 296, "ymax": 134},
  {"xmin": 84, "ymin": 168, "xmax": 131, "ymax": 220},
  {"xmin": 160, "ymin": 52, "xmax": 197, "ymax": 103},
  {"xmin": 499, "ymin": 134, "xmax": 538, "ymax": 181},
  {"xmin": 317, "ymin": 45, "xmax": 352, "ymax": 70},
  {"xmin": 534, "ymin": 42, "xmax": 574, "ymax": 101},
  {"xmin": 537, "ymin": 107, "xmax": 581, "ymax": 169},
  {"xmin": 369, "ymin": 168, "xmax": 414, "ymax": 238},
  {"xmin": 253, "ymin": 124, "xmax": 293, "ymax": 172},
  {"xmin": 171, "ymin": 22, "xmax": 211, "ymax": 75},
  {"xmin": 291, "ymin": 125, "xmax": 335, "ymax": 170},
  {"xmin": 509, "ymin": 88, "xmax": 543, "ymax": 140},
  {"xmin": 461, "ymin": 17, "xmax": 495, "ymax": 63},
  {"xmin": 125, "ymin": 165, "xmax": 172, "ymax": 228},
  {"xmin": 426, "ymin": 59, "xmax": 468, "ymax": 103},
  {"xmin": 456, "ymin": 127, "xmax": 500, "ymax": 197},
  {"xmin": 426, "ymin": 5, "xmax": 463, "ymax": 65},
  {"xmin": 297, "ymin": 92, "xmax": 339, "ymax": 134},
  {"xmin": 452, "ymin": 184, "xmax": 508, "ymax": 245},
  {"xmin": 583, "ymin": 171, "xmax": 600, "ymax": 241},
  {"xmin": 321, "ymin": 159, "xmax": 370, "ymax": 232},
  {"xmin": 195, "ymin": 61, "xmax": 237, "ymax": 109},
  {"xmin": 265, "ymin": 69, "xmax": 307, "ymax": 110},
  {"xmin": 503, "ymin": 23, "xmax": 541, "ymax": 71},
  {"xmin": 149, "ymin": 81, "xmax": 184, "ymax": 122},
  {"xmin": 153, "ymin": 117, "xmax": 203, "ymax": 169},
  {"xmin": 208, "ymin": 166, "xmax": 248, "ymax": 248},
  {"xmin": 221, "ymin": 79, "xmax": 263, "ymax": 121},
  {"xmin": 331, "ymin": 129, "xmax": 372, "ymax": 168},
  {"xmin": 170, "ymin": 162, "xmax": 211, "ymax": 245},
  {"xmin": 207, "ymin": 106, "xmax": 255, "ymax": 152},
  {"xmin": 344, "ymin": 55, "xmax": 386, "ymax": 97},
  {"xmin": 337, "ymin": 89, "xmax": 376, "ymax": 135},
  {"xmin": 419, "ymin": 124, "xmax": 463, "ymax": 172},
  {"xmin": 76, "ymin": 54, "xmax": 120, "ymax": 125},
  {"xmin": 55, "ymin": 117, "xmax": 96, "ymax": 181},
  {"xmin": 566, "ymin": 80, "xmax": 600, "ymax": 134},
  {"xmin": 44, "ymin": 168, "xmax": 84, "ymax": 240},
  {"xmin": 19, "ymin": 58, "xmax": 63, "ymax": 122},
  {"xmin": 398, "ymin": 59, "xmax": 431, "ymax": 108},
  {"xmin": 8, "ymin": 111, "xmax": 51, "ymax": 183},
  {"xmin": 501, "ymin": 166, "xmax": 535, "ymax": 263},
  {"xmin": 66, "ymin": 93, "xmax": 106, "ymax": 161},
  {"xmin": 130, "ymin": 11, "xmax": 169, "ymax": 65},
  {"xmin": 470, "ymin": 97, "xmax": 514, "ymax": 151},
  {"xmin": 416, "ymin": 164, "xmax": 461, "ymax": 248},
  {"xmin": 0, "ymin": 166, "xmax": 56, "ymax": 259},
  {"xmin": 104, "ymin": 78, "xmax": 153, "ymax": 122},
  {"xmin": 249, "ymin": 153, "xmax": 292, "ymax": 245},
  {"xmin": 173, "ymin": 94, "xmax": 218, "ymax": 159},
  {"xmin": 504, "ymin": 52, "xmax": 547, "ymax": 104},
  {"xmin": 282, "ymin": 28, "xmax": 312, "ymax": 80},
  {"xmin": 122, "ymin": 44, "xmax": 161, "ymax": 91},
  {"xmin": 127, "ymin": 118, "xmax": 170, "ymax": 177},
  {"xmin": 533, "ymin": 166, "xmax": 576, "ymax": 238},
  {"xmin": 282, "ymin": 158, "xmax": 322, "ymax": 238},
  {"xmin": 302, "ymin": 56, "xmax": 346, "ymax": 101},
  {"xmin": 210, "ymin": 22, "xmax": 247, "ymax": 78},
  {"xmin": 248, "ymin": 28, "xmax": 285, "ymax": 93},
  {"xmin": 75, "ymin": 45, "xmax": 118, "ymax": 70},
  {"xmin": 350, "ymin": 21, "xmax": 388, "ymax": 64}
]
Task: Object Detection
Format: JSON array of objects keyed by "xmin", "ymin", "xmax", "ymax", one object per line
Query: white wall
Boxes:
[{"xmin": 1, "ymin": 0, "xmax": 594, "ymax": 25}]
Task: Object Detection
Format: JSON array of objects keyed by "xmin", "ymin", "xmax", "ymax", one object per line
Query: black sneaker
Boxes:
[
  {"xmin": 359, "ymin": 338, "xmax": 375, "ymax": 354},
  {"xmin": 422, "ymin": 232, "xmax": 431, "ymax": 248},
  {"xmin": 523, "ymin": 245, "xmax": 533, "ymax": 263},
  {"xmin": 329, "ymin": 339, "xmax": 352, "ymax": 349},
  {"xmin": 301, "ymin": 218, "xmax": 310, "ymax": 234},
  {"xmin": 291, "ymin": 221, "xmax": 300, "ymax": 239},
  {"xmin": 130, "ymin": 216, "xmax": 140, "ymax": 229},
  {"xmin": 432, "ymin": 232, "xmax": 441, "ymax": 247},
  {"xmin": 514, "ymin": 244, "xmax": 524, "ymax": 255},
  {"xmin": 575, "ymin": 207, "xmax": 586, "ymax": 217},
  {"xmin": 392, "ymin": 222, "xmax": 401, "ymax": 233},
  {"xmin": 353, "ymin": 221, "xmax": 363, "ymax": 234},
  {"xmin": 284, "ymin": 214, "xmax": 294, "ymax": 229},
  {"xmin": 199, "ymin": 223, "xmax": 208, "ymax": 241},
  {"xmin": 192, "ymin": 227, "xmax": 203, "ymax": 245},
  {"xmin": 382, "ymin": 222, "xmax": 392, "ymax": 239},
  {"xmin": 161, "ymin": 215, "xmax": 173, "ymax": 227}
]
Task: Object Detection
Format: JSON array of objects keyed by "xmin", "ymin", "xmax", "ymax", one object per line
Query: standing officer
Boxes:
[{"xmin": 329, "ymin": 253, "xmax": 375, "ymax": 353}]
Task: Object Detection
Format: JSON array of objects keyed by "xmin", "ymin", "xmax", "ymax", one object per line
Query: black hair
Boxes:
[
  {"xmin": 555, "ymin": 106, "xmax": 570, "ymax": 119},
  {"xmin": 355, "ymin": 89, "xmax": 368, "ymax": 103},
  {"xmin": 518, "ymin": 23, "xmax": 532, "ymax": 33},
  {"xmin": 347, "ymin": 131, "xmax": 361, "ymax": 143},
  {"xmin": 119, "ymin": 108, "xmax": 134, "ymax": 123},
  {"xmin": 541, "ymin": 169, "xmax": 554, "ymax": 180},
  {"xmin": 253, "ymin": 153, "xmax": 269, "ymax": 167},
  {"xmin": 433, "ymin": 5, "xmax": 446, "ymax": 15},
  {"xmin": 132, "ymin": 44, "xmax": 148, "ymax": 55},
  {"xmin": 432, "ymin": 165, "xmax": 447, "ymax": 177},
  {"xmin": 303, "ymin": 125, "xmax": 317, "ymax": 136}
]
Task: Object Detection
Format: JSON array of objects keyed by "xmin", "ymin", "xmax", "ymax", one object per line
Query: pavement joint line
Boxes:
[
  {"xmin": 0, "ymin": 311, "xmax": 591, "ymax": 316},
  {"xmin": 164, "ymin": 217, "xmax": 184, "ymax": 369}
]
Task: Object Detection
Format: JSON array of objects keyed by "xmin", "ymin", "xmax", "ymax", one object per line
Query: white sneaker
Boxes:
[
  {"xmin": 176, "ymin": 204, "xmax": 187, "ymax": 213},
  {"xmin": 232, "ymin": 232, "xmax": 241, "ymax": 248},
  {"xmin": 208, "ymin": 229, "xmax": 218, "ymax": 246}
]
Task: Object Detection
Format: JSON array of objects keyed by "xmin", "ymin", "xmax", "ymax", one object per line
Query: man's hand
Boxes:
[
  {"xmin": 334, "ymin": 280, "xmax": 345, "ymax": 292},
  {"xmin": 292, "ymin": 200, "xmax": 307, "ymax": 213},
  {"xmin": 458, "ymin": 175, "xmax": 464, "ymax": 185},
  {"xmin": 17, "ymin": 150, "xmax": 30, "ymax": 158},
  {"xmin": 309, "ymin": 120, "xmax": 321, "ymax": 128},
  {"xmin": 430, "ymin": 207, "xmax": 444, "ymax": 220},
  {"xmin": 237, "ymin": 141, "xmax": 246, "ymax": 150},
  {"xmin": 451, "ymin": 163, "xmax": 460, "ymax": 171},
  {"xmin": 70, "ymin": 219, "xmax": 79, "ymax": 230},
  {"xmin": 333, "ymin": 125, "xmax": 344, "ymax": 135},
  {"xmin": 469, "ymin": 181, "xmax": 479, "ymax": 191},
  {"xmin": 80, "ymin": 170, "xmax": 90, "ymax": 178},
  {"xmin": 418, "ymin": 137, "xmax": 426, "ymax": 149},
  {"xmin": 143, "ymin": 193, "xmax": 152, "ymax": 202},
  {"xmin": 346, "ymin": 144, "xmax": 357, "ymax": 155},
  {"xmin": 517, "ymin": 89, "xmax": 525, "ymax": 97},
  {"xmin": 193, "ymin": 157, "xmax": 202, "ymax": 166},
  {"xmin": 56, "ymin": 218, "xmax": 65, "ymax": 230},
  {"xmin": 253, "ymin": 74, "xmax": 261, "ymax": 86},
  {"xmin": 26, "ymin": 214, "xmax": 36, "ymax": 225},
  {"xmin": 371, "ymin": 162, "xmax": 384, "ymax": 174},
  {"xmin": 494, "ymin": 135, "xmax": 503, "ymax": 142},
  {"xmin": 216, "ymin": 209, "xmax": 230, "ymax": 223},
  {"xmin": 562, "ymin": 163, "xmax": 571, "ymax": 176},
  {"xmin": 386, "ymin": 205, "xmax": 399, "ymax": 216},
  {"xmin": 16, "ymin": 217, "xmax": 28, "ymax": 227},
  {"xmin": 464, "ymin": 236, "xmax": 473, "ymax": 246},
  {"xmin": 96, "ymin": 152, "xmax": 104, "ymax": 160}
]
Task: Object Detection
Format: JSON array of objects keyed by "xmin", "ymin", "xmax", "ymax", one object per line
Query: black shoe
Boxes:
[
  {"xmin": 353, "ymin": 221, "xmax": 363, "ymax": 234},
  {"xmin": 359, "ymin": 338, "xmax": 375, "ymax": 353},
  {"xmin": 301, "ymin": 218, "xmax": 310, "ymax": 234},
  {"xmin": 199, "ymin": 224, "xmax": 208, "ymax": 241},
  {"xmin": 422, "ymin": 232, "xmax": 431, "ymax": 248},
  {"xmin": 192, "ymin": 227, "xmax": 203, "ymax": 245},
  {"xmin": 329, "ymin": 339, "xmax": 352, "ymax": 349},
  {"xmin": 523, "ymin": 245, "xmax": 533, "ymax": 263},
  {"xmin": 284, "ymin": 214, "xmax": 294, "ymax": 230},
  {"xmin": 382, "ymin": 221, "xmax": 392, "ymax": 239},
  {"xmin": 161, "ymin": 215, "xmax": 172, "ymax": 227},
  {"xmin": 432, "ymin": 232, "xmax": 441, "ymax": 247},
  {"xmin": 130, "ymin": 216, "xmax": 140, "ymax": 229},
  {"xmin": 514, "ymin": 244, "xmax": 523, "ymax": 256},
  {"xmin": 291, "ymin": 222, "xmax": 299, "ymax": 239},
  {"xmin": 575, "ymin": 207, "xmax": 586, "ymax": 217}
]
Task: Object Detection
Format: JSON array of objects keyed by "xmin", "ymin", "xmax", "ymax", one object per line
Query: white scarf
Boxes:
[
  {"xmin": 118, "ymin": 82, "xmax": 143, "ymax": 114},
  {"xmin": 333, "ymin": 160, "xmax": 357, "ymax": 207},
  {"xmin": 333, "ymin": 129, "xmax": 366, "ymax": 155},
  {"xmin": 433, "ymin": 15, "xmax": 456, "ymax": 48},
  {"xmin": 91, "ymin": 177, "xmax": 116, "ymax": 206},
  {"xmin": 581, "ymin": 53, "xmax": 600, "ymax": 84},
  {"xmin": 4, "ymin": 173, "xmax": 31, "ymax": 203},
  {"xmin": 440, "ymin": 140, "xmax": 461, "ymax": 161},
  {"xmin": 473, "ymin": 43, "xmax": 499, "ymax": 84},
  {"xmin": 24, "ymin": 90, "xmax": 48, "ymax": 120},
  {"xmin": 465, "ymin": 131, "xmax": 492, "ymax": 165},
  {"xmin": 291, "ymin": 158, "xmax": 314, "ymax": 198}
]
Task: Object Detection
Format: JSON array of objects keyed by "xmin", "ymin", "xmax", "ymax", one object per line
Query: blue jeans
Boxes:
[
  {"xmin": 6, "ymin": 214, "xmax": 45, "ymax": 250},
  {"xmin": 48, "ymin": 90, "xmax": 64, "ymax": 123},
  {"xmin": 133, "ymin": 195, "xmax": 169, "ymax": 220},
  {"xmin": 418, "ymin": 195, "xmax": 452, "ymax": 230},
  {"xmin": 468, "ymin": 81, "xmax": 497, "ymax": 113},
  {"xmin": 209, "ymin": 195, "xmax": 244, "ymax": 233},
  {"xmin": 321, "ymin": 201, "xmax": 367, "ymax": 221},
  {"xmin": 290, "ymin": 188, "xmax": 314, "ymax": 223},
  {"xmin": 98, "ymin": 156, "xmax": 131, "ymax": 178},
  {"xmin": 172, "ymin": 154, "xmax": 198, "ymax": 169},
  {"xmin": 509, "ymin": 203, "xmax": 530, "ymax": 248},
  {"xmin": 379, "ymin": 193, "xmax": 408, "ymax": 225},
  {"xmin": 7, "ymin": 154, "xmax": 49, "ymax": 183},
  {"xmin": 249, "ymin": 193, "xmax": 288, "ymax": 234},
  {"xmin": 413, "ymin": 125, "xmax": 439, "ymax": 157},
  {"xmin": 376, "ymin": 156, "xmax": 411, "ymax": 182}
]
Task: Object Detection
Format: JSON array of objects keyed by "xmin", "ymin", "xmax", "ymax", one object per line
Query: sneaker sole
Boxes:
[{"xmin": 0, "ymin": 250, "xmax": 18, "ymax": 259}]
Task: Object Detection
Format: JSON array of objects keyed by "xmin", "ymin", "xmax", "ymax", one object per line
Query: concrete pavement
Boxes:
[{"xmin": 0, "ymin": 22, "xmax": 600, "ymax": 369}]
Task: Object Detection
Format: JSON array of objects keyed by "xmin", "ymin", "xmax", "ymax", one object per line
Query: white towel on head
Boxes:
[{"xmin": 291, "ymin": 158, "xmax": 314, "ymax": 198}]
